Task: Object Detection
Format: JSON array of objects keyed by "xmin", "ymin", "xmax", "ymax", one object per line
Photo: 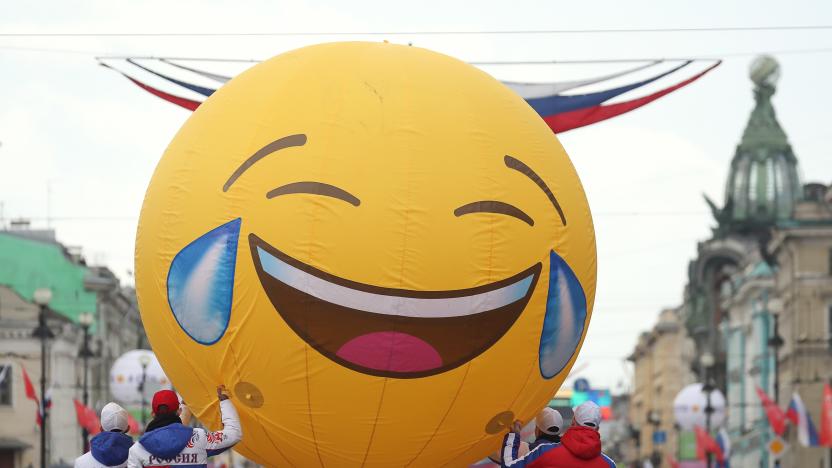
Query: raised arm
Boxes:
[
  {"xmin": 205, "ymin": 385, "xmax": 242, "ymax": 455},
  {"xmin": 500, "ymin": 421, "xmax": 554, "ymax": 468}
]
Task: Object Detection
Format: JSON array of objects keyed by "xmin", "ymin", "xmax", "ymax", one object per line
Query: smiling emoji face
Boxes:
[{"xmin": 136, "ymin": 42, "xmax": 596, "ymax": 467}]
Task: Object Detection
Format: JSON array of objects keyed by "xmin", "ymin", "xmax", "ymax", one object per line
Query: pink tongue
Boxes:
[{"xmin": 336, "ymin": 331, "xmax": 443, "ymax": 373}]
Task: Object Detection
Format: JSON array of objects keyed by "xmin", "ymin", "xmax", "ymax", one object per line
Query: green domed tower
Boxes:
[
  {"xmin": 706, "ymin": 55, "xmax": 801, "ymax": 234},
  {"xmin": 687, "ymin": 56, "xmax": 802, "ymax": 393}
]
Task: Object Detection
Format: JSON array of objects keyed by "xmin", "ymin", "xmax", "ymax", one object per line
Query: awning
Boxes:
[{"xmin": 0, "ymin": 437, "xmax": 31, "ymax": 450}]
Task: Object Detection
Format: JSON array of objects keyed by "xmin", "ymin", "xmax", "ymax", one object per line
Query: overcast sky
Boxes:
[{"xmin": 1, "ymin": 0, "xmax": 830, "ymax": 392}]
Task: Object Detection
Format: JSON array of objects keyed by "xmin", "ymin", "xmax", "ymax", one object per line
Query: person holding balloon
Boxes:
[
  {"xmin": 500, "ymin": 402, "xmax": 616, "ymax": 467},
  {"xmin": 127, "ymin": 385, "xmax": 241, "ymax": 467},
  {"xmin": 488, "ymin": 407, "xmax": 566, "ymax": 465}
]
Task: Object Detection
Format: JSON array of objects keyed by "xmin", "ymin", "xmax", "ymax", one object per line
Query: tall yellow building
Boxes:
[{"xmin": 627, "ymin": 309, "xmax": 696, "ymax": 466}]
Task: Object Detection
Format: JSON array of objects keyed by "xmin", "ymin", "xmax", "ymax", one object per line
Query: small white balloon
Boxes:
[
  {"xmin": 109, "ymin": 349, "xmax": 172, "ymax": 407},
  {"xmin": 673, "ymin": 383, "xmax": 726, "ymax": 430}
]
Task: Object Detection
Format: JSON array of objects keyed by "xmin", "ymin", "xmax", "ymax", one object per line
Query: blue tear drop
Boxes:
[
  {"xmin": 539, "ymin": 250, "xmax": 588, "ymax": 379},
  {"xmin": 166, "ymin": 218, "xmax": 240, "ymax": 345}
]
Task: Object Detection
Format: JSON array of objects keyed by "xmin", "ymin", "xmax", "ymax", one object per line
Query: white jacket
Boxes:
[
  {"xmin": 127, "ymin": 400, "xmax": 241, "ymax": 467},
  {"xmin": 75, "ymin": 452, "xmax": 126, "ymax": 468}
]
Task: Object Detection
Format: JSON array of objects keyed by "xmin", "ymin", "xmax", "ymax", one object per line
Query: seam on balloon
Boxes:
[
  {"xmin": 439, "ymin": 204, "xmax": 538, "ymax": 468},
  {"xmin": 440, "ymin": 358, "xmax": 538, "ymax": 468},
  {"xmin": 303, "ymin": 131, "xmax": 327, "ymax": 468},
  {"xmin": 225, "ymin": 342, "xmax": 292, "ymax": 466},
  {"xmin": 406, "ymin": 182, "xmax": 502, "ymax": 466},
  {"xmin": 402, "ymin": 361, "xmax": 473, "ymax": 467},
  {"xmin": 360, "ymin": 107, "xmax": 418, "ymax": 467},
  {"xmin": 304, "ymin": 344, "xmax": 326, "ymax": 468},
  {"xmin": 360, "ymin": 376, "xmax": 389, "ymax": 467},
  {"xmin": 413, "ymin": 182, "xmax": 504, "ymax": 466}
]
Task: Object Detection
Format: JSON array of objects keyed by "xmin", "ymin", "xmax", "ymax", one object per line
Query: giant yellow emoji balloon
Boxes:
[{"xmin": 135, "ymin": 42, "xmax": 596, "ymax": 467}]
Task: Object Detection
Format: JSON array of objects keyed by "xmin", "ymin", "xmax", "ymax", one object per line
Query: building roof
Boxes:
[
  {"xmin": 706, "ymin": 56, "xmax": 802, "ymax": 233},
  {"xmin": 0, "ymin": 230, "xmax": 97, "ymax": 323}
]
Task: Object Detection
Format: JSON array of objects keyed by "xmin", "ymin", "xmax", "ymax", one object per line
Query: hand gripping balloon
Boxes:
[{"xmin": 135, "ymin": 42, "xmax": 596, "ymax": 467}]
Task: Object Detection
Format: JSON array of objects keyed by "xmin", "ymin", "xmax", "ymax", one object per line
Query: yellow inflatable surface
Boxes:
[{"xmin": 135, "ymin": 42, "xmax": 596, "ymax": 467}]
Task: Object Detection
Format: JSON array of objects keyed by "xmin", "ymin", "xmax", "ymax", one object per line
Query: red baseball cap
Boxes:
[{"xmin": 151, "ymin": 390, "xmax": 179, "ymax": 414}]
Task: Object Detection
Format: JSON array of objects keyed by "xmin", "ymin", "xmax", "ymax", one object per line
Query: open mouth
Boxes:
[{"xmin": 249, "ymin": 234, "xmax": 541, "ymax": 378}]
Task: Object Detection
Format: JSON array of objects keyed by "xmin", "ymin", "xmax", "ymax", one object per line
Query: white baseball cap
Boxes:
[
  {"xmin": 535, "ymin": 407, "xmax": 564, "ymax": 436},
  {"xmin": 573, "ymin": 401, "xmax": 602, "ymax": 430},
  {"xmin": 101, "ymin": 402, "xmax": 129, "ymax": 432}
]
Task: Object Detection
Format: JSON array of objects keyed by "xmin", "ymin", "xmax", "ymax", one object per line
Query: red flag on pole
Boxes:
[
  {"xmin": 694, "ymin": 426, "xmax": 725, "ymax": 462},
  {"xmin": 820, "ymin": 382, "xmax": 832, "ymax": 447},
  {"xmin": 755, "ymin": 386, "xmax": 787, "ymax": 436},
  {"xmin": 21, "ymin": 366, "xmax": 38, "ymax": 402},
  {"xmin": 73, "ymin": 399, "xmax": 88, "ymax": 428},
  {"xmin": 86, "ymin": 407, "xmax": 101, "ymax": 436},
  {"xmin": 73, "ymin": 399, "xmax": 102, "ymax": 435},
  {"xmin": 21, "ymin": 366, "xmax": 41, "ymax": 426},
  {"xmin": 127, "ymin": 411, "xmax": 140, "ymax": 434}
]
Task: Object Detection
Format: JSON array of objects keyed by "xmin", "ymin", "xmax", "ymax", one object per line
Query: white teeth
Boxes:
[{"xmin": 257, "ymin": 246, "xmax": 534, "ymax": 319}]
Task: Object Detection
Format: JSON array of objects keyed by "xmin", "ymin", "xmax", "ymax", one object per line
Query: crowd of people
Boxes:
[
  {"xmin": 75, "ymin": 385, "xmax": 241, "ymax": 468},
  {"xmin": 74, "ymin": 386, "xmax": 614, "ymax": 467},
  {"xmin": 498, "ymin": 402, "xmax": 616, "ymax": 467}
]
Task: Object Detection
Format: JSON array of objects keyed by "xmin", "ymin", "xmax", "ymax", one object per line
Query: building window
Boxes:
[
  {"xmin": 0, "ymin": 365, "xmax": 11, "ymax": 405},
  {"xmin": 829, "ymin": 306, "xmax": 832, "ymax": 351},
  {"xmin": 828, "ymin": 249, "xmax": 832, "ymax": 275}
]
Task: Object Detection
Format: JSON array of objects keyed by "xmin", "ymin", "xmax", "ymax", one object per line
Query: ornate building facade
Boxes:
[{"xmin": 627, "ymin": 56, "xmax": 832, "ymax": 466}]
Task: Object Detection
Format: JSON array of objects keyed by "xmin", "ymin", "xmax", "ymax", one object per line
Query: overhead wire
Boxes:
[
  {"xmin": 2, "ymin": 45, "xmax": 832, "ymax": 62},
  {"xmin": 2, "ymin": 24, "xmax": 832, "ymax": 37}
]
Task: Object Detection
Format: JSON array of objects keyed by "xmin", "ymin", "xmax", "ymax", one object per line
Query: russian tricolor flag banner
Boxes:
[
  {"xmin": 99, "ymin": 55, "xmax": 719, "ymax": 134},
  {"xmin": 786, "ymin": 392, "xmax": 820, "ymax": 447}
]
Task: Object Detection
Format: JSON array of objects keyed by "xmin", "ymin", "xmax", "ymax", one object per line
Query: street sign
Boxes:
[
  {"xmin": 652, "ymin": 430, "xmax": 667, "ymax": 445},
  {"xmin": 574, "ymin": 378, "xmax": 591, "ymax": 392},
  {"xmin": 767, "ymin": 436, "xmax": 787, "ymax": 459}
]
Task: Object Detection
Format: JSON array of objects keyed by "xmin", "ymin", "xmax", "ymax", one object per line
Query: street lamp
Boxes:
[
  {"xmin": 78, "ymin": 312, "xmax": 94, "ymax": 451},
  {"xmin": 766, "ymin": 312, "xmax": 784, "ymax": 468},
  {"xmin": 32, "ymin": 288, "xmax": 53, "ymax": 468},
  {"xmin": 647, "ymin": 409, "xmax": 662, "ymax": 466},
  {"xmin": 138, "ymin": 354, "xmax": 151, "ymax": 429},
  {"xmin": 628, "ymin": 423, "xmax": 641, "ymax": 465},
  {"xmin": 767, "ymin": 313, "xmax": 784, "ymax": 403},
  {"xmin": 700, "ymin": 351, "xmax": 715, "ymax": 468}
]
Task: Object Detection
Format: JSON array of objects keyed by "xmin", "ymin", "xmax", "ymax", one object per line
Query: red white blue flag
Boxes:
[
  {"xmin": 786, "ymin": 392, "xmax": 821, "ymax": 447},
  {"xmin": 100, "ymin": 56, "xmax": 719, "ymax": 134}
]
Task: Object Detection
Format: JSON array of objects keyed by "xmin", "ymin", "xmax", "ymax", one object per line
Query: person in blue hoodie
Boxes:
[
  {"xmin": 74, "ymin": 402, "xmax": 134, "ymax": 468},
  {"xmin": 127, "ymin": 385, "xmax": 241, "ymax": 467}
]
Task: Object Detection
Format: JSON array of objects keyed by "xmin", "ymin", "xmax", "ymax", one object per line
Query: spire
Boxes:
[
  {"xmin": 706, "ymin": 56, "xmax": 801, "ymax": 234},
  {"xmin": 739, "ymin": 56, "xmax": 790, "ymax": 150}
]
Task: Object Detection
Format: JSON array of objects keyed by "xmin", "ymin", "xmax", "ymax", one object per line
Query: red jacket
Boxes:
[{"xmin": 500, "ymin": 426, "xmax": 616, "ymax": 467}]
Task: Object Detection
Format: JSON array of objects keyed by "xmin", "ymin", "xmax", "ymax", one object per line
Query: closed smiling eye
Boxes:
[
  {"xmin": 454, "ymin": 201, "xmax": 534, "ymax": 226},
  {"xmin": 267, "ymin": 181, "xmax": 361, "ymax": 206}
]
